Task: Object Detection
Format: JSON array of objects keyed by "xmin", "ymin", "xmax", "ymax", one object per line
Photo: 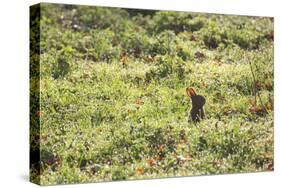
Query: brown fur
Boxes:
[{"xmin": 186, "ymin": 87, "xmax": 206, "ymax": 122}]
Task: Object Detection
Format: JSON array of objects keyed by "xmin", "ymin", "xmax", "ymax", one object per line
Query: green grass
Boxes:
[{"xmin": 30, "ymin": 3, "xmax": 273, "ymax": 185}]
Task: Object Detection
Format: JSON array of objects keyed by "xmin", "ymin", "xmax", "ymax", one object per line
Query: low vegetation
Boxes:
[{"xmin": 30, "ymin": 3, "xmax": 274, "ymax": 185}]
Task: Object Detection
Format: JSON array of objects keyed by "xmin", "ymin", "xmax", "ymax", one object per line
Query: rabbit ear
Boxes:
[{"xmin": 186, "ymin": 87, "xmax": 196, "ymax": 97}]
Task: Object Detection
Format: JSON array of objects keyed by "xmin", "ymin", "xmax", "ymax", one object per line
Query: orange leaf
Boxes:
[
  {"xmin": 146, "ymin": 158, "xmax": 156, "ymax": 167},
  {"xmin": 37, "ymin": 111, "xmax": 43, "ymax": 117},
  {"xmin": 159, "ymin": 144, "xmax": 165, "ymax": 152},
  {"xmin": 249, "ymin": 106, "xmax": 266, "ymax": 115},
  {"xmin": 267, "ymin": 163, "xmax": 274, "ymax": 171},
  {"xmin": 136, "ymin": 167, "xmax": 145, "ymax": 175}
]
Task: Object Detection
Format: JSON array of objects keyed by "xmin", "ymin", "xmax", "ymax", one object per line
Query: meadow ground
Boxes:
[{"xmin": 30, "ymin": 3, "xmax": 274, "ymax": 185}]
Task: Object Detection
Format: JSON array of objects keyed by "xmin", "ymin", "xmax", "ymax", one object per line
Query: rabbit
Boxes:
[{"xmin": 186, "ymin": 87, "xmax": 206, "ymax": 122}]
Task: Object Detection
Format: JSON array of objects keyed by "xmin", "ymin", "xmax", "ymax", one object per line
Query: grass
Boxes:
[{"xmin": 30, "ymin": 3, "xmax": 274, "ymax": 185}]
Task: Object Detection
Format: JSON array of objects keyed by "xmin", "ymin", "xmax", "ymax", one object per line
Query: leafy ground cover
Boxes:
[{"xmin": 30, "ymin": 3, "xmax": 274, "ymax": 185}]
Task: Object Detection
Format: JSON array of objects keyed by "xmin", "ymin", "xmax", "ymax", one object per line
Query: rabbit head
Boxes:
[
  {"xmin": 186, "ymin": 87, "xmax": 196, "ymax": 97},
  {"xmin": 186, "ymin": 87, "xmax": 206, "ymax": 109}
]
